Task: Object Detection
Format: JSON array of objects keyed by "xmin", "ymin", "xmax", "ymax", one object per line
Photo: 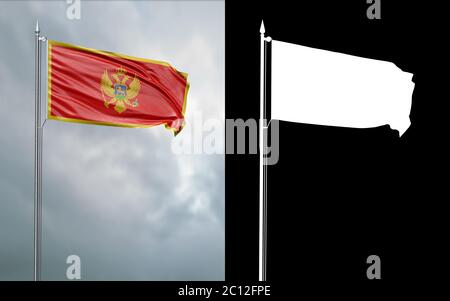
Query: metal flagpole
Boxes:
[
  {"xmin": 34, "ymin": 20, "xmax": 43, "ymax": 281},
  {"xmin": 259, "ymin": 20, "xmax": 270, "ymax": 282}
]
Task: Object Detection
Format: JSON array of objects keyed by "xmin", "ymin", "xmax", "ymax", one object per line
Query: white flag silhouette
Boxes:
[{"xmin": 271, "ymin": 40, "xmax": 415, "ymax": 136}]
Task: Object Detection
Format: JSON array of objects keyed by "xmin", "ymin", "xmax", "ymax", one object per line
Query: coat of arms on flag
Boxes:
[{"xmin": 101, "ymin": 67, "xmax": 141, "ymax": 113}]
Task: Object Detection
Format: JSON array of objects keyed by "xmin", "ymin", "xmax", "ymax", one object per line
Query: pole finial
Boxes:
[
  {"xmin": 35, "ymin": 20, "xmax": 40, "ymax": 33},
  {"xmin": 260, "ymin": 20, "xmax": 265, "ymax": 34}
]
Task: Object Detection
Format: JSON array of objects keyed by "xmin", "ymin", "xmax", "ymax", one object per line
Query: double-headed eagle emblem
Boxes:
[{"xmin": 100, "ymin": 67, "xmax": 141, "ymax": 113}]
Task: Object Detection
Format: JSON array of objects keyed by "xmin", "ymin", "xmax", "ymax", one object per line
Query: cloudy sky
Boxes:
[{"xmin": 0, "ymin": 0, "xmax": 224, "ymax": 280}]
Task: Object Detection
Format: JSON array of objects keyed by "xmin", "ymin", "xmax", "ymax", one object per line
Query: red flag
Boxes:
[{"xmin": 48, "ymin": 40, "xmax": 189, "ymax": 134}]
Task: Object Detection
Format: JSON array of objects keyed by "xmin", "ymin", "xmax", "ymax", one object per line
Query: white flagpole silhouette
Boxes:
[
  {"xmin": 259, "ymin": 20, "xmax": 265, "ymax": 282},
  {"xmin": 259, "ymin": 20, "xmax": 271, "ymax": 282}
]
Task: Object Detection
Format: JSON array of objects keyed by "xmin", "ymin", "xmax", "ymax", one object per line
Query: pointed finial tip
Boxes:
[
  {"xmin": 35, "ymin": 20, "xmax": 40, "ymax": 33},
  {"xmin": 260, "ymin": 20, "xmax": 265, "ymax": 34}
]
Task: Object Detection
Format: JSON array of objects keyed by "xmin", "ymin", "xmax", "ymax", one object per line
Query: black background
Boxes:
[{"xmin": 225, "ymin": 0, "xmax": 446, "ymax": 290}]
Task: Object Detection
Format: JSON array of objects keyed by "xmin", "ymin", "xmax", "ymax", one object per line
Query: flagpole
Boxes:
[
  {"xmin": 34, "ymin": 20, "xmax": 43, "ymax": 281},
  {"xmin": 259, "ymin": 20, "xmax": 267, "ymax": 282}
]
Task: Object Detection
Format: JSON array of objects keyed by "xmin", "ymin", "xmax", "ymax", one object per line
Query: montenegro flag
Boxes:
[{"xmin": 47, "ymin": 40, "xmax": 189, "ymax": 134}]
